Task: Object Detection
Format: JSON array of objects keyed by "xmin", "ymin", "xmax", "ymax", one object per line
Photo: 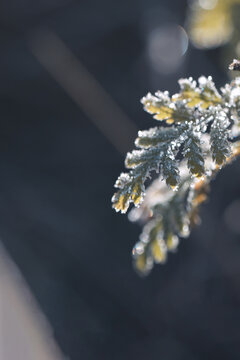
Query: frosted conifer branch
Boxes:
[{"xmin": 112, "ymin": 75, "xmax": 240, "ymax": 274}]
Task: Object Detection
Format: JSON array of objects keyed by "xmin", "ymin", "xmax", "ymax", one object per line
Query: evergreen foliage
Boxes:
[{"xmin": 112, "ymin": 75, "xmax": 240, "ymax": 275}]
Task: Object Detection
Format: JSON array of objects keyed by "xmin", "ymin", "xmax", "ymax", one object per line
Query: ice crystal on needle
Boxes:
[{"xmin": 112, "ymin": 75, "xmax": 240, "ymax": 275}]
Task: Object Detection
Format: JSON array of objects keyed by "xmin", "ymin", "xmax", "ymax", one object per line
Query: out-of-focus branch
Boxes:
[{"xmin": 29, "ymin": 29, "xmax": 137, "ymax": 155}]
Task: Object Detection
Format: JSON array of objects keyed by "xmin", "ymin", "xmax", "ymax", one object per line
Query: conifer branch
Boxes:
[{"xmin": 112, "ymin": 74, "xmax": 240, "ymax": 274}]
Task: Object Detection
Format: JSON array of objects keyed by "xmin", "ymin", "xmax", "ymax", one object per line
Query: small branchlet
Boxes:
[
  {"xmin": 229, "ymin": 59, "xmax": 240, "ymax": 71},
  {"xmin": 112, "ymin": 75, "xmax": 240, "ymax": 275}
]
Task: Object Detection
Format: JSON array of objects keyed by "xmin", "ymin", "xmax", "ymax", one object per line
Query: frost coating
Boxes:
[{"xmin": 112, "ymin": 75, "xmax": 240, "ymax": 274}]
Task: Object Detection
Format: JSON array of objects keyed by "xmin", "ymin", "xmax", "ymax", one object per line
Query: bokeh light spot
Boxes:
[{"xmin": 147, "ymin": 24, "xmax": 189, "ymax": 74}]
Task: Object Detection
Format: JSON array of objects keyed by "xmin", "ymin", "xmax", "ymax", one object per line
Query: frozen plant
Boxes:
[{"xmin": 112, "ymin": 70, "xmax": 240, "ymax": 275}]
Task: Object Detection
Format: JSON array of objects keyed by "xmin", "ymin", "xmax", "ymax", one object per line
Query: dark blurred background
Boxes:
[{"xmin": 1, "ymin": 0, "xmax": 240, "ymax": 359}]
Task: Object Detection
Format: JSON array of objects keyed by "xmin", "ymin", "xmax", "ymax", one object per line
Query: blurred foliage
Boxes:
[
  {"xmin": 187, "ymin": 0, "xmax": 240, "ymax": 49},
  {"xmin": 112, "ymin": 75, "xmax": 240, "ymax": 275},
  {"xmin": 187, "ymin": 0, "xmax": 240, "ymax": 77}
]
